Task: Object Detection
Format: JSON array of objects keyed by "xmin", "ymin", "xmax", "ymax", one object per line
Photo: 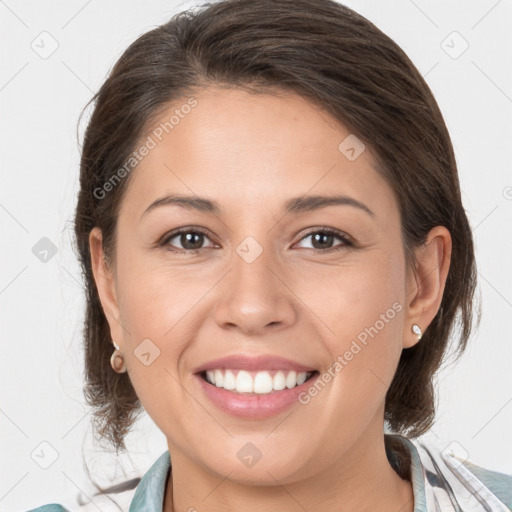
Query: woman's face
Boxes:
[{"xmin": 91, "ymin": 87, "xmax": 448, "ymax": 484}]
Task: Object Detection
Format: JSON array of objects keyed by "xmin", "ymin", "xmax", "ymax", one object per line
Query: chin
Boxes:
[{"xmin": 199, "ymin": 443, "xmax": 311, "ymax": 485}]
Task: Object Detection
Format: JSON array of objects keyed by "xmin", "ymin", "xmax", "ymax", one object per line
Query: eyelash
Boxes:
[{"xmin": 157, "ymin": 226, "xmax": 355, "ymax": 254}]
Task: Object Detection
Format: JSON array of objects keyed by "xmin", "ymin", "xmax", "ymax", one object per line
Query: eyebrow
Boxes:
[{"xmin": 140, "ymin": 193, "xmax": 375, "ymax": 219}]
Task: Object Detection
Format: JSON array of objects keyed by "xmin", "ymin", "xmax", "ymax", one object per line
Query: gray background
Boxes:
[{"xmin": 1, "ymin": 0, "xmax": 511, "ymax": 510}]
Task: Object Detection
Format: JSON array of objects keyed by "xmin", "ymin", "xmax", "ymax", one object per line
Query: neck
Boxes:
[{"xmin": 163, "ymin": 427, "xmax": 414, "ymax": 512}]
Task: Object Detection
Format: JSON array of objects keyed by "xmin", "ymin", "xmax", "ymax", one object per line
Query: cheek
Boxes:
[
  {"xmin": 293, "ymin": 247, "xmax": 405, "ymax": 342},
  {"xmin": 114, "ymin": 252, "xmax": 199, "ymax": 370},
  {"xmin": 113, "ymin": 256, "xmax": 201, "ymax": 428},
  {"xmin": 298, "ymin": 249, "xmax": 406, "ymax": 400},
  {"xmin": 116, "ymin": 245, "xmax": 201, "ymax": 332}
]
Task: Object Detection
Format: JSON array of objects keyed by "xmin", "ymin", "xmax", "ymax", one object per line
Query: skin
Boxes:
[{"xmin": 90, "ymin": 87, "xmax": 451, "ymax": 512}]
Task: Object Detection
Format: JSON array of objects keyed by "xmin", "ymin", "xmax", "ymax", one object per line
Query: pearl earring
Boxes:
[{"xmin": 411, "ymin": 324, "xmax": 422, "ymax": 340}]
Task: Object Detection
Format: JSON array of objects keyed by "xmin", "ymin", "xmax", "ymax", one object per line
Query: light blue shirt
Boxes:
[{"xmin": 26, "ymin": 434, "xmax": 512, "ymax": 511}]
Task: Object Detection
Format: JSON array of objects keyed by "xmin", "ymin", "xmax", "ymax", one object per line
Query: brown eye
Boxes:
[
  {"xmin": 160, "ymin": 228, "xmax": 216, "ymax": 253},
  {"xmin": 295, "ymin": 228, "xmax": 353, "ymax": 252}
]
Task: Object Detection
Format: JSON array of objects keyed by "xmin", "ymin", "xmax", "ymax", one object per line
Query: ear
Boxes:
[
  {"xmin": 89, "ymin": 227, "xmax": 125, "ymax": 343},
  {"xmin": 403, "ymin": 226, "xmax": 452, "ymax": 349}
]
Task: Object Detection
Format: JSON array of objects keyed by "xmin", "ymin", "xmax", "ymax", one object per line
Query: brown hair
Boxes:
[{"xmin": 74, "ymin": 0, "xmax": 479, "ymax": 467}]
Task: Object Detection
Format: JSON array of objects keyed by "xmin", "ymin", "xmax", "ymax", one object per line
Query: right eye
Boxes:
[{"xmin": 159, "ymin": 228, "xmax": 217, "ymax": 253}]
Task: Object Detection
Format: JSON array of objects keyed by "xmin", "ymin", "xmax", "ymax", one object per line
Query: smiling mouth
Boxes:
[{"xmin": 198, "ymin": 369, "xmax": 320, "ymax": 394}]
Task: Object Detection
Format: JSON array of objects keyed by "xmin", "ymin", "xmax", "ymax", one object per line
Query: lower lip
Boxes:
[{"xmin": 194, "ymin": 372, "xmax": 319, "ymax": 419}]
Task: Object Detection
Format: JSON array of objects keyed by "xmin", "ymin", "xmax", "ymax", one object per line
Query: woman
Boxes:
[{"xmin": 28, "ymin": 0, "xmax": 512, "ymax": 510}]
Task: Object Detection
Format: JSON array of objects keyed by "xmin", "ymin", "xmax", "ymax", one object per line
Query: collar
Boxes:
[{"xmin": 129, "ymin": 449, "xmax": 170, "ymax": 511}]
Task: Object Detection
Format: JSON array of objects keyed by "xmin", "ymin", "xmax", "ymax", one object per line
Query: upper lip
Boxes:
[{"xmin": 192, "ymin": 354, "xmax": 317, "ymax": 374}]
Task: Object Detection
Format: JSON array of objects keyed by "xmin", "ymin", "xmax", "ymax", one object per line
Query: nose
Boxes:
[{"xmin": 213, "ymin": 241, "xmax": 297, "ymax": 336}]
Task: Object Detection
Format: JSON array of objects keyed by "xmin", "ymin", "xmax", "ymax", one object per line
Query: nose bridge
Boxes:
[
  {"xmin": 233, "ymin": 233, "xmax": 275, "ymax": 292},
  {"xmin": 213, "ymin": 231, "xmax": 296, "ymax": 333},
  {"xmin": 230, "ymin": 212, "xmax": 279, "ymax": 285}
]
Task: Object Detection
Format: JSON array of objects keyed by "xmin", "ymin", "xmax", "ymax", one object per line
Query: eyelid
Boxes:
[{"xmin": 297, "ymin": 226, "xmax": 354, "ymax": 242}]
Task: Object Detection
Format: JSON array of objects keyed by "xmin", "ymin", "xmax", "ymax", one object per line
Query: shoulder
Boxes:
[
  {"xmin": 24, "ymin": 478, "xmax": 139, "ymax": 512},
  {"xmin": 456, "ymin": 458, "xmax": 512, "ymax": 509},
  {"xmin": 23, "ymin": 450, "xmax": 170, "ymax": 512},
  {"xmin": 411, "ymin": 435, "xmax": 512, "ymax": 510},
  {"xmin": 26, "ymin": 506, "xmax": 70, "ymax": 512}
]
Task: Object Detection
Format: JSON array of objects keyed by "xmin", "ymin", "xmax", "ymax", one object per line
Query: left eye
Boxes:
[{"xmin": 294, "ymin": 229, "xmax": 353, "ymax": 251}]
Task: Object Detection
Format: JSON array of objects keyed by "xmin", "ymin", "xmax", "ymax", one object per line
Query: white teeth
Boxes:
[
  {"xmin": 223, "ymin": 369, "xmax": 236, "ymax": 390},
  {"xmin": 297, "ymin": 372, "xmax": 307, "ymax": 385},
  {"xmin": 273, "ymin": 371, "xmax": 286, "ymax": 391},
  {"xmin": 235, "ymin": 370, "xmax": 253, "ymax": 393},
  {"xmin": 203, "ymin": 369, "xmax": 313, "ymax": 394},
  {"xmin": 214, "ymin": 369, "xmax": 224, "ymax": 387},
  {"xmin": 286, "ymin": 371, "xmax": 297, "ymax": 388},
  {"xmin": 254, "ymin": 371, "xmax": 273, "ymax": 394}
]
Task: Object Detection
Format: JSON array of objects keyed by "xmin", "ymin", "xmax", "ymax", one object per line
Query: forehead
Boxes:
[{"xmin": 119, "ymin": 87, "xmax": 397, "ymax": 221}]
